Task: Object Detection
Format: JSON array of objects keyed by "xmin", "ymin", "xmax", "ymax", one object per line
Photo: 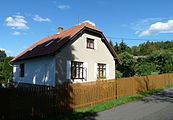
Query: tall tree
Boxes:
[
  {"xmin": 119, "ymin": 40, "xmax": 131, "ymax": 53},
  {"xmin": 117, "ymin": 52, "xmax": 136, "ymax": 77},
  {"xmin": 0, "ymin": 50, "xmax": 7, "ymax": 82},
  {"xmin": 148, "ymin": 51, "xmax": 173, "ymax": 74},
  {"xmin": 109, "ymin": 40, "xmax": 114, "ymax": 48},
  {"xmin": 114, "ymin": 42, "xmax": 120, "ymax": 54},
  {"xmin": 134, "ymin": 62, "xmax": 157, "ymax": 76},
  {"xmin": 1, "ymin": 57, "xmax": 13, "ymax": 83},
  {"xmin": 0, "ymin": 50, "xmax": 6, "ymax": 58}
]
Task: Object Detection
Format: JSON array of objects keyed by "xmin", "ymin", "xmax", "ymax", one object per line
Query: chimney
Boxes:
[{"xmin": 58, "ymin": 27, "xmax": 63, "ymax": 34}]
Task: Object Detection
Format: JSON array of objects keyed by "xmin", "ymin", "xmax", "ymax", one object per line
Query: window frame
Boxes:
[
  {"xmin": 97, "ymin": 63, "xmax": 106, "ymax": 79},
  {"xmin": 20, "ymin": 63, "xmax": 25, "ymax": 77},
  {"xmin": 71, "ymin": 61, "xmax": 84, "ymax": 79},
  {"xmin": 86, "ymin": 38, "xmax": 94, "ymax": 49}
]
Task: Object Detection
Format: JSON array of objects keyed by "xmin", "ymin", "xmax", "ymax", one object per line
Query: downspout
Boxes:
[
  {"xmin": 114, "ymin": 58, "xmax": 118, "ymax": 99},
  {"xmin": 8, "ymin": 62, "xmax": 13, "ymax": 83}
]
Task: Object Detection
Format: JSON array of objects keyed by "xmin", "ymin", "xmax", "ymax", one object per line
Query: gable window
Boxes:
[
  {"xmin": 71, "ymin": 61, "xmax": 84, "ymax": 79},
  {"xmin": 87, "ymin": 38, "xmax": 94, "ymax": 49},
  {"xmin": 97, "ymin": 63, "xmax": 106, "ymax": 79},
  {"xmin": 20, "ymin": 63, "xmax": 25, "ymax": 77}
]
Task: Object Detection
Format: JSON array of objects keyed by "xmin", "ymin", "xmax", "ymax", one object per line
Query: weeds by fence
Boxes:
[{"xmin": 0, "ymin": 73, "xmax": 173, "ymax": 120}]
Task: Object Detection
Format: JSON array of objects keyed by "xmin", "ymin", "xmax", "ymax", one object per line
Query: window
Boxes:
[
  {"xmin": 71, "ymin": 61, "xmax": 84, "ymax": 79},
  {"xmin": 97, "ymin": 63, "xmax": 106, "ymax": 79},
  {"xmin": 20, "ymin": 63, "xmax": 25, "ymax": 77},
  {"xmin": 45, "ymin": 39, "xmax": 55, "ymax": 47},
  {"xmin": 87, "ymin": 38, "xmax": 94, "ymax": 49},
  {"xmin": 29, "ymin": 45, "xmax": 38, "ymax": 51}
]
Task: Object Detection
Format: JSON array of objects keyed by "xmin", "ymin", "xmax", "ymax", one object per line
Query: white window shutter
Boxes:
[
  {"xmin": 66, "ymin": 61, "xmax": 71, "ymax": 79},
  {"xmin": 94, "ymin": 63, "xmax": 97, "ymax": 80},
  {"xmin": 94, "ymin": 39, "xmax": 97, "ymax": 49},
  {"xmin": 106, "ymin": 64, "xmax": 110, "ymax": 79},
  {"xmin": 33, "ymin": 76, "xmax": 36, "ymax": 84},
  {"xmin": 13, "ymin": 65, "xmax": 17, "ymax": 73},
  {"xmin": 83, "ymin": 62, "xmax": 88, "ymax": 81}
]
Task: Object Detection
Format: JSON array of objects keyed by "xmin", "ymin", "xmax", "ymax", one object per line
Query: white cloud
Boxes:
[
  {"xmin": 33, "ymin": 15, "xmax": 51, "ymax": 22},
  {"xmin": 53, "ymin": 1, "xmax": 70, "ymax": 10},
  {"xmin": 0, "ymin": 48, "xmax": 12, "ymax": 54},
  {"xmin": 12, "ymin": 31, "xmax": 21, "ymax": 35},
  {"xmin": 5, "ymin": 15, "xmax": 29, "ymax": 30},
  {"xmin": 130, "ymin": 17, "xmax": 164, "ymax": 33},
  {"xmin": 57, "ymin": 5, "xmax": 70, "ymax": 9},
  {"xmin": 139, "ymin": 20, "xmax": 173, "ymax": 36},
  {"xmin": 82, "ymin": 20, "xmax": 96, "ymax": 26}
]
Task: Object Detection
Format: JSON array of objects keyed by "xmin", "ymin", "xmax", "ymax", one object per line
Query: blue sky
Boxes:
[{"xmin": 1, "ymin": 0, "xmax": 173, "ymax": 56}]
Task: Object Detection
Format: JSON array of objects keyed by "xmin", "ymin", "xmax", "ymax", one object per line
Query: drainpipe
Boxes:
[
  {"xmin": 8, "ymin": 62, "xmax": 13, "ymax": 83},
  {"xmin": 114, "ymin": 58, "xmax": 118, "ymax": 99}
]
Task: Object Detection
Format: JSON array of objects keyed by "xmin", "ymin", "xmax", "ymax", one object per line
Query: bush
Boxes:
[
  {"xmin": 148, "ymin": 51, "xmax": 173, "ymax": 74},
  {"xmin": 134, "ymin": 62, "xmax": 157, "ymax": 76},
  {"xmin": 115, "ymin": 71, "xmax": 123, "ymax": 78}
]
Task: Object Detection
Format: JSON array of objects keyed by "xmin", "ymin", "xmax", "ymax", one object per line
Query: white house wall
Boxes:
[
  {"xmin": 13, "ymin": 55, "xmax": 56, "ymax": 86},
  {"xmin": 55, "ymin": 33, "xmax": 115, "ymax": 84}
]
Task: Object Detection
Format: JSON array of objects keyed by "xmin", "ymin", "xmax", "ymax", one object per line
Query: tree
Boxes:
[
  {"xmin": 148, "ymin": 51, "xmax": 173, "ymax": 74},
  {"xmin": 131, "ymin": 46, "xmax": 140, "ymax": 56},
  {"xmin": 134, "ymin": 62, "xmax": 157, "ymax": 76},
  {"xmin": 119, "ymin": 40, "xmax": 131, "ymax": 53},
  {"xmin": 1, "ymin": 57, "xmax": 13, "ymax": 83},
  {"xmin": 117, "ymin": 52, "xmax": 137, "ymax": 77},
  {"xmin": 0, "ymin": 50, "xmax": 7, "ymax": 82},
  {"xmin": 0, "ymin": 50, "xmax": 7, "ymax": 70},
  {"xmin": 0, "ymin": 50, "xmax": 6, "ymax": 58},
  {"xmin": 109, "ymin": 40, "xmax": 114, "ymax": 48},
  {"xmin": 114, "ymin": 42, "xmax": 120, "ymax": 54}
]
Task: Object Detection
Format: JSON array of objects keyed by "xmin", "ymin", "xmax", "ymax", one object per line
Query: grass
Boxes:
[{"xmin": 45, "ymin": 84, "xmax": 173, "ymax": 120}]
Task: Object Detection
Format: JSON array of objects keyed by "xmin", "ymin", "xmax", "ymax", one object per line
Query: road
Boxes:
[{"xmin": 81, "ymin": 88, "xmax": 173, "ymax": 120}]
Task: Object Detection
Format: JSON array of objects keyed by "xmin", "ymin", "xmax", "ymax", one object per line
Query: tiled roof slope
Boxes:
[{"xmin": 11, "ymin": 22, "xmax": 120, "ymax": 63}]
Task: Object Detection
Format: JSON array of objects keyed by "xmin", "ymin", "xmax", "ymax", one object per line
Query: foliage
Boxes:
[
  {"xmin": 0, "ymin": 50, "xmax": 7, "ymax": 82},
  {"xmin": 0, "ymin": 50, "xmax": 6, "ymax": 58},
  {"xmin": 97, "ymin": 75, "xmax": 106, "ymax": 80},
  {"xmin": 131, "ymin": 41, "xmax": 173, "ymax": 56},
  {"xmin": 147, "ymin": 51, "xmax": 173, "ymax": 74},
  {"xmin": 114, "ymin": 42, "xmax": 120, "ymax": 54},
  {"xmin": 0, "ymin": 50, "xmax": 7, "ymax": 72},
  {"xmin": 0, "ymin": 50, "xmax": 13, "ymax": 83},
  {"xmin": 109, "ymin": 40, "xmax": 114, "ymax": 48},
  {"xmin": 119, "ymin": 40, "xmax": 126, "ymax": 52},
  {"xmin": 134, "ymin": 62, "xmax": 157, "ymax": 76},
  {"xmin": 1, "ymin": 57, "xmax": 13, "ymax": 83},
  {"xmin": 111, "ymin": 41, "xmax": 173, "ymax": 77},
  {"xmin": 117, "ymin": 52, "xmax": 136, "ymax": 77},
  {"xmin": 115, "ymin": 70, "xmax": 123, "ymax": 78},
  {"xmin": 119, "ymin": 40, "xmax": 131, "ymax": 53}
]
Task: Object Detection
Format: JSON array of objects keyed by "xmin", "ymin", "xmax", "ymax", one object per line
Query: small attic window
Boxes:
[
  {"xmin": 45, "ymin": 40, "xmax": 55, "ymax": 47},
  {"xmin": 87, "ymin": 38, "xmax": 94, "ymax": 49},
  {"xmin": 29, "ymin": 45, "xmax": 38, "ymax": 51}
]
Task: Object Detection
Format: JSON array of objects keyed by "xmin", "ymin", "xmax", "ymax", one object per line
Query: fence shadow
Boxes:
[
  {"xmin": 0, "ymin": 86, "xmax": 55, "ymax": 120},
  {"xmin": 0, "ymin": 84, "xmax": 98, "ymax": 120},
  {"xmin": 136, "ymin": 76, "xmax": 156, "ymax": 93},
  {"xmin": 141, "ymin": 88, "xmax": 173, "ymax": 104},
  {"xmin": 47, "ymin": 111, "xmax": 98, "ymax": 120}
]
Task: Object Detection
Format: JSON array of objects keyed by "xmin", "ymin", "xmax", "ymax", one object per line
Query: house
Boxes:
[{"xmin": 11, "ymin": 22, "xmax": 120, "ymax": 86}]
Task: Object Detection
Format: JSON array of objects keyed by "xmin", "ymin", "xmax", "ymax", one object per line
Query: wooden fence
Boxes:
[
  {"xmin": 69, "ymin": 73, "xmax": 173, "ymax": 109},
  {"xmin": 0, "ymin": 86, "xmax": 55, "ymax": 120},
  {"xmin": 0, "ymin": 73, "xmax": 173, "ymax": 119}
]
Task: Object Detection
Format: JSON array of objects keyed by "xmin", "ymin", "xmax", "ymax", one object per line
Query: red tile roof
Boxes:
[{"xmin": 11, "ymin": 22, "xmax": 120, "ymax": 63}]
